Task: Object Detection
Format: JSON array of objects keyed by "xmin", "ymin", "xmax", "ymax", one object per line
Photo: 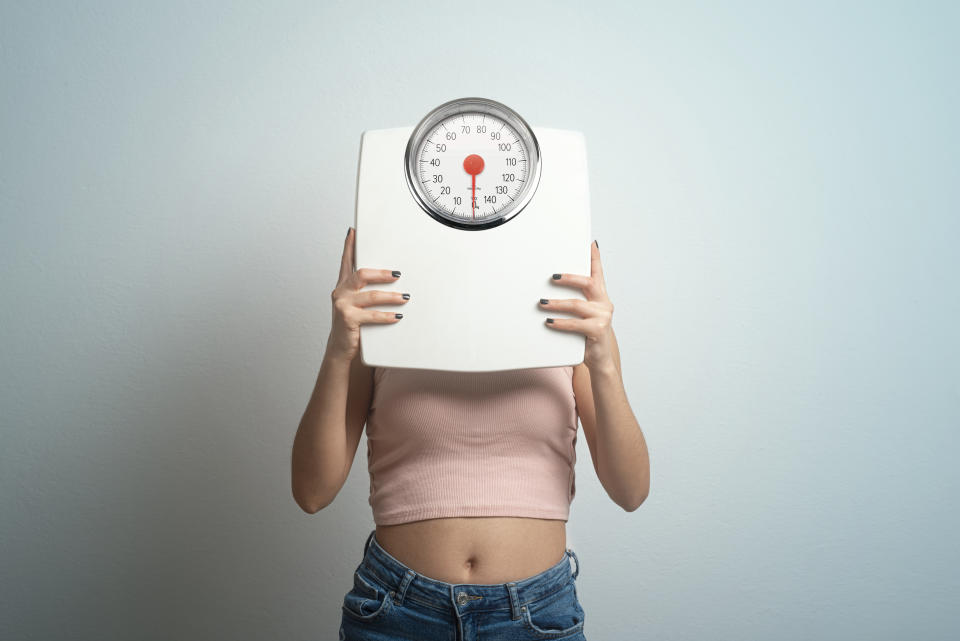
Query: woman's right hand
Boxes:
[{"xmin": 326, "ymin": 227, "xmax": 408, "ymax": 363}]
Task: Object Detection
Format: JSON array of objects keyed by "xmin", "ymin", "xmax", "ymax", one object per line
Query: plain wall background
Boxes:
[{"xmin": 2, "ymin": 1, "xmax": 957, "ymax": 639}]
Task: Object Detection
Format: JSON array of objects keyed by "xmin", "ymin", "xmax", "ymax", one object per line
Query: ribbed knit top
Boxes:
[{"xmin": 365, "ymin": 365, "xmax": 579, "ymax": 526}]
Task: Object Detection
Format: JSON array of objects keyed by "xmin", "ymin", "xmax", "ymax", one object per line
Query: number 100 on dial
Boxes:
[{"xmin": 404, "ymin": 97, "xmax": 542, "ymax": 231}]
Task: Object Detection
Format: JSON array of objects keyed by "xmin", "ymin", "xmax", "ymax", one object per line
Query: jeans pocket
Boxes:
[
  {"xmin": 522, "ymin": 580, "xmax": 585, "ymax": 639},
  {"xmin": 341, "ymin": 569, "xmax": 394, "ymax": 622}
]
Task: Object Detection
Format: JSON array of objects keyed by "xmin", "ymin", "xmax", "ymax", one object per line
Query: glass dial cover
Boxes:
[{"xmin": 404, "ymin": 97, "xmax": 542, "ymax": 231}]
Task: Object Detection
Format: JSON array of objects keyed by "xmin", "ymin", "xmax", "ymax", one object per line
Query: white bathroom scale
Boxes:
[{"xmin": 354, "ymin": 97, "xmax": 591, "ymax": 373}]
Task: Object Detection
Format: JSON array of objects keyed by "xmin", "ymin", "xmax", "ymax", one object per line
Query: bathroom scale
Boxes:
[{"xmin": 354, "ymin": 97, "xmax": 591, "ymax": 373}]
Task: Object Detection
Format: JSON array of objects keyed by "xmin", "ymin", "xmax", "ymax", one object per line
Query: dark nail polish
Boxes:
[
  {"xmin": 595, "ymin": 239, "xmax": 599, "ymax": 249},
  {"xmin": 546, "ymin": 318, "xmax": 555, "ymax": 323},
  {"xmin": 392, "ymin": 270, "xmax": 401, "ymax": 277},
  {"xmin": 346, "ymin": 227, "xmax": 351, "ymax": 239},
  {"xmin": 395, "ymin": 313, "xmax": 403, "ymax": 319},
  {"xmin": 540, "ymin": 298, "xmax": 549, "ymax": 305},
  {"xmin": 552, "ymin": 273, "xmax": 561, "ymax": 280},
  {"xmin": 402, "ymin": 293, "xmax": 410, "ymax": 300}
]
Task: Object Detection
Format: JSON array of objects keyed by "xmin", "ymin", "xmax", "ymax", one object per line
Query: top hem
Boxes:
[{"xmin": 373, "ymin": 505, "xmax": 571, "ymax": 526}]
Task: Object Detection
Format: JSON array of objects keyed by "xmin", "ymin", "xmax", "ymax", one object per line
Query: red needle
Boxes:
[{"xmin": 463, "ymin": 154, "xmax": 485, "ymax": 218}]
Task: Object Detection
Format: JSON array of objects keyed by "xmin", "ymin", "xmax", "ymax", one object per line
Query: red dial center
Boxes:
[{"xmin": 463, "ymin": 154, "xmax": 485, "ymax": 175}]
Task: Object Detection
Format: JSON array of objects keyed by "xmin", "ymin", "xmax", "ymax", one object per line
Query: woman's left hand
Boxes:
[{"xmin": 540, "ymin": 240, "xmax": 617, "ymax": 372}]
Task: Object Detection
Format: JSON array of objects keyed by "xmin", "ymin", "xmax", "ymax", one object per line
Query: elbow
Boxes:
[
  {"xmin": 623, "ymin": 494, "xmax": 647, "ymax": 513},
  {"xmin": 291, "ymin": 460, "xmax": 342, "ymax": 514},
  {"xmin": 297, "ymin": 499, "xmax": 323, "ymax": 515},
  {"xmin": 623, "ymin": 483, "xmax": 650, "ymax": 513},
  {"xmin": 296, "ymin": 495, "xmax": 330, "ymax": 515},
  {"xmin": 292, "ymin": 486, "xmax": 334, "ymax": 515},
  {"xmin": 624, "ymin": 463, "xmax": 651, "ymax": 512}
]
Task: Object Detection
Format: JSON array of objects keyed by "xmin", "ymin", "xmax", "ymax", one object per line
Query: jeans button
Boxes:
[{"xmin": 456, "ymin": 592, "xmax": 468, "ymax": 605}]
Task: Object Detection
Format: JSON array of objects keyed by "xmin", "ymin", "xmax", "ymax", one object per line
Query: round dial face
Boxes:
[{"xmin": 404, "ymin": 97, "xmax": 541, "ymax": 231}]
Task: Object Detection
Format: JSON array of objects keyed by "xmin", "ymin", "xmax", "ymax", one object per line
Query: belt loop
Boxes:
[
  {"xmin": 567, "ymin": 548, "xmax": 580, "ymax": 580},
  {"xmin": 505, "ymin": 582, "xmax": 522, "ymax": 620},
  {"xmin": 363, "ymin": 529, "xmax": 376, "ymax": 556},
  {"xmin": 394, "ymin": 569, "xmax": 416, "ymax": 605}
]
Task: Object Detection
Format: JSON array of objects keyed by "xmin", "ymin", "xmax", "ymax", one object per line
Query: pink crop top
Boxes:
[{"xmin": 365, "ymin": 365, "xmax": 579, "ymax": 526}]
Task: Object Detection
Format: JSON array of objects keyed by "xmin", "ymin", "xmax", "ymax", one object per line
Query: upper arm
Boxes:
[
  {"xmin": 340, "ymin": 356, "xmax": 375, "ymax": 485},
  {"xmin": 572, "ymin": 362, "xmax": 601, "ymax": 476}
]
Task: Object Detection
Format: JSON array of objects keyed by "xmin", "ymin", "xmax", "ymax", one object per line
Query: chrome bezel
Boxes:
[{"xmin": 404, "ymin": 97, "xmax": 542, "ymax": 231}]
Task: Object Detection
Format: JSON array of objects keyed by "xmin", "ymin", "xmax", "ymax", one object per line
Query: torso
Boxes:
[
  {"xmin": 375, "ymin": 517, "xmax": 567, "ymax": 584},
  {"xmin": 368, "ymin": 365, "xmax": 576, "ymax": 583}
]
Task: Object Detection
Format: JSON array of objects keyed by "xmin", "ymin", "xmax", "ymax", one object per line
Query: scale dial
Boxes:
[{"xmin": 404, "ymin": 97, "xmax": 542, "ymax": 231}]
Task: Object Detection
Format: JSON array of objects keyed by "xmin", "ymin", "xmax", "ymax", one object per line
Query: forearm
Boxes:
[
  {"xmin": 590, "ymin": 331, "xmax": 650, "ymax": 510},
  {"xmin": 291, "ymin": 347, "xmax": 353, "ymax": 512}
]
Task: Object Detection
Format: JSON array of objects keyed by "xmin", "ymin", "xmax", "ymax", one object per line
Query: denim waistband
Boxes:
[{"xmin": 357, "ymin": 528, "xmax": 580, "ymax": 617}]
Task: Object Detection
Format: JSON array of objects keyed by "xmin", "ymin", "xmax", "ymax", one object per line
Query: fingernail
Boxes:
[
  {"xmin": 552, "ymin": 273, "xmax": 561, "ymax": 280},
  {"xmin": 395, "ymin": 313, "xmax": 403, "ymax": 319},
  {"xmin": 402, "ymin": 293, "xmax": 411, "ymax": 300},
  {"xmin": 594, "ymin": 239, "xmax": 599, "ymax": 249},
  {"xmin": 392, "ymin": 270, "xmax": 401, "ymax": 277},
  {"xmin": 546, "ymin": 318, "xmax": 555, "ymax": 323},
  {"xmin": 346, "ymin": 227, "xmax": 351, "ymax": 238},
  {"xmin": 540, "ymin": 298, "xmax": 549, "ymax": 305}
]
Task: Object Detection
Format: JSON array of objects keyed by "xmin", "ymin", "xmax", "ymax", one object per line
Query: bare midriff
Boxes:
[{"xmin": 375, "ymin": 516, "xmax": 567, "ymax": 584}]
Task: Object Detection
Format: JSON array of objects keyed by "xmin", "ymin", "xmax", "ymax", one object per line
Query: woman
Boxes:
[{"xmin": 292, "ymin": 227, "xmax": 650, "ymax": 640}]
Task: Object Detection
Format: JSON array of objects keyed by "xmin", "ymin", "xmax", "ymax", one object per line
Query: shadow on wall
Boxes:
[{"xmin": 4, "ymin": 238, "xmax": 366, "ymax": 639}]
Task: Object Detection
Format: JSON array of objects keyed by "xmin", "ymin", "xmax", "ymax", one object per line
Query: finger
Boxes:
[
  {"xmin": 353, "ymin": 290, "xmax": 410, "ymax": 308},
  {"xmin": 590, "ymin": 240, "xmax": 606, "ymax": 286},
  {"xmin": 544, "ymin": 316, "xmax": 592, "ymax": 336},
  {"xmin": 538, "ymin": 297, "xmax": 591, "ymax": 318},
  {"xmin": 356, "ymin": 308, "xmax": 404, "ymax": 325},
  {"xmin": 338, "ymin": 227, "xmax": 355, "ymax": 285},
  {"xmin": 348, "ymin": 267, "xmax": 401, "ymax": 290},
  {"xmin": 550, "ymin": 272, "xmax": 600, "ymax": 298}
]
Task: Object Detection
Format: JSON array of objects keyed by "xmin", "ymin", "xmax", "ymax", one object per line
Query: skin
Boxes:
[{"xmin": 291, "ymin": 228, "xmax": 650, "ymax": 584}]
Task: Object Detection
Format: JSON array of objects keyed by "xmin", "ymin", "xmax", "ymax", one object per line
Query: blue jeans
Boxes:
[{"xmin": 339, "ymin": 528, "xmax": 587, "ymax": 640}]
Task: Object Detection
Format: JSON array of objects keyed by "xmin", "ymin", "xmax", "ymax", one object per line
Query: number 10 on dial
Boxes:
[{"xmin": 404, "ymin": 97, "xmax": 542, "ymax": 231}]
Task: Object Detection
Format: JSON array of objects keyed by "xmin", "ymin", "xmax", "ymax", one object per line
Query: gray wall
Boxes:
[{"xmin": 1, "ymin": 2, "xmax": 957, "ymax": 640}]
